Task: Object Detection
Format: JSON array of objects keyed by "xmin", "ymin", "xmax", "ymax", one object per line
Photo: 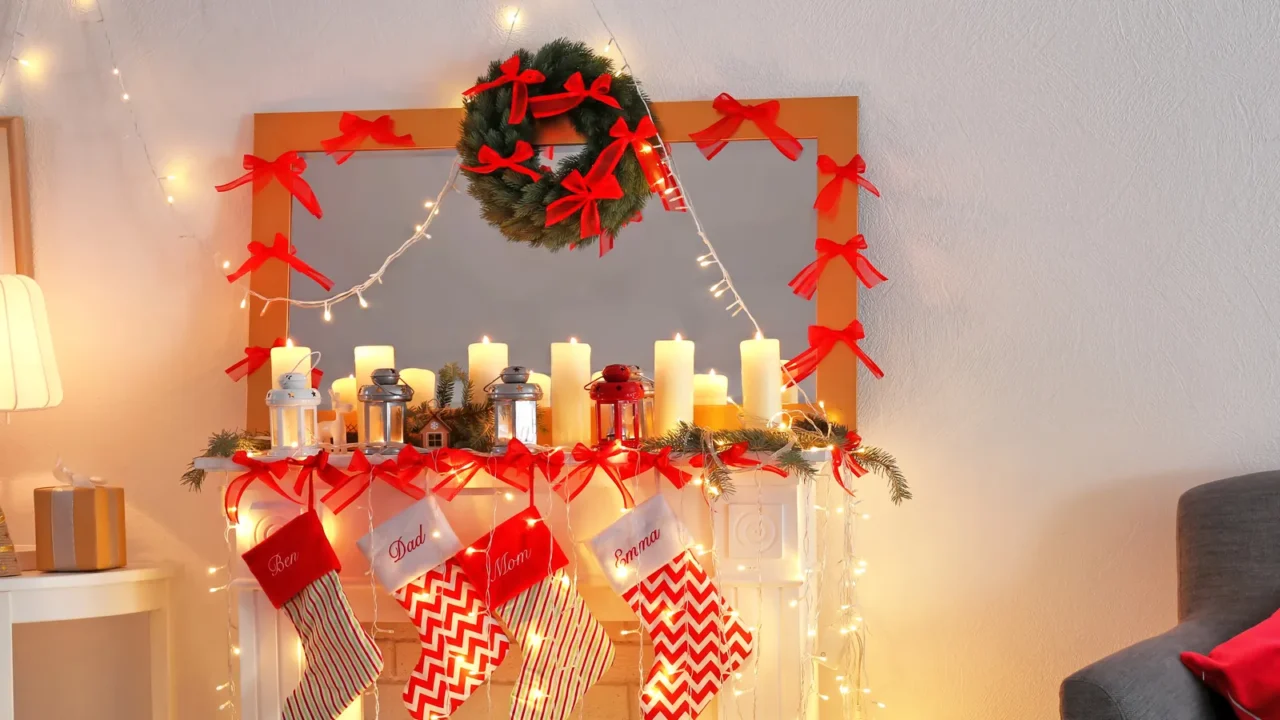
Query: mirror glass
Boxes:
[{"xmin": 288, "ymin": 140, "xmax": 818, "ymax": 399}]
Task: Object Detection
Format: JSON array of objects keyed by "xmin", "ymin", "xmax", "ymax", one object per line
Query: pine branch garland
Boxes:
[{"xmin": 182, "ymin": 429, "xmax": 270, "ymax": 492}]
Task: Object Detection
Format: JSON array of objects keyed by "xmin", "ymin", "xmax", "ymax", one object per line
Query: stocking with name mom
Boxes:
[
  {"xmin": 358, "ymin": 496, "xmax": 509, "ymax": 720},
  {"xmin": 242, "ymin": 510, "xmax": 384, "ymax": 720},
  {"xmin": 590, "ymin": 495, "xmax": 754, "ymax": 720},
  {"xmin": 456, "ymin": 506, "xmax": 616, "ymax": 720}
]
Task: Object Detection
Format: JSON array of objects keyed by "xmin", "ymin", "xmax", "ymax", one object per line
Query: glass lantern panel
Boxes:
[
  {"xmin": 494, "ymin": 401, "xmax": 515, "ymax": 445},
  {"xmin": 388, "ymin": 404, "xmax": 405, "ymax": 444},
  {"xmin": 269, "ymin": 408, "xmax": 283, "ymax": 449},
  {"xmin": 511, "ymin": 400, "xmax": 538, "ymax": 446},
  {"xmin": 597, "ymin": 403, "xmax": 618, "ymax": 442},
  {"xmin": 618, "ymin": 403, "xmax": 638, "ymax": 441}
]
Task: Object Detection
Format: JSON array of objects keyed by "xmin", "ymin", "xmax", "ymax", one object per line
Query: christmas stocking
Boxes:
[
  {"xmin": 590, "ymin": 495, "xmax": 755, "ymax": 719},
  {"xmin": 358, "ymin": 496, "xmax": 510, "ymax": 720},
  {"xmin": 243, "ymin": 510, "xmax": 384, "ymax": 720},
  {"xmin": 457, "ymin": 506, "xmax": 616, "ymax": 720}
]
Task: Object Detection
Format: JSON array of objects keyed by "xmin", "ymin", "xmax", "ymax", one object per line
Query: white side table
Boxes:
[{"xmin": 0, "ymin": 566, "xmax": 173, "ymax": 720}]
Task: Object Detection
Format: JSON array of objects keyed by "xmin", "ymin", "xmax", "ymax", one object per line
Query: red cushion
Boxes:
[{"xmin": 1182, "ymin": 609, "xmax": 1280, "ymax": 719}]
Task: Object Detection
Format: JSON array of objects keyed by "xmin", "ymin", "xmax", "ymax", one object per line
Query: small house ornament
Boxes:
[
  {"xmin": 589, "ymin": 364, "xmax": 650, "ymax": 447},
  {"xmin": 486, "ymin": 366, "xmax": 542, "ymax": 452},
  {"xmin": 359, "ymin": 368, "xmax": 413, "ymax": 449},
  {"xmin": 266, "ymin": 372, "xmax": 322, "ymax": 456}
]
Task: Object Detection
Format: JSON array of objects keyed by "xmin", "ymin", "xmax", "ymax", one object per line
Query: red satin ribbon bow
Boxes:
[
  {"xmin": 224, "ymin": 337, "xmax": 286, "ymax": 382},
  {"xmin": 532, "ymin": 446, "xmax": 566, "ymax": 484},
  {"xmin": 321, "ymin": 449, "xmax": 426, "ymax": 514},
  {"xmin": 425, "ymin": 448, "xmax": 483, "ymax": 501},
  {"xmin": 690, "ymin": 94, "xmax": 803, "ymax": 162},
  {"xmin": 462, "ymin": 54, "xmax": 546, "ymax": 124},
  {"xmin": 643, "ymin": 447, "xmax": 694, "ymax": 489},
  {"xmin": 224, "ymin": 451, "xmax": 292, "ymax": 523},
  {"xmin": 691, "ymin": 442, "xmax": 787, "ymax": 477},
  {"xmin": 290, "ymin": 450, "xmax": 348, "ymax": 495},
  {"xmin": 461, "ymin": 141, "xmax": 542, "ymax": 181},
  {"xmin": 215, "ymin": 151, "xmax": 323, "ymax": 219},
  {"xmin": 784, "ymin": 320, "xmax": 884, "ymax": 387},
  {"xmin": 788, "ymin": 235, "xmax": 887, "ymax": 301},
  {"xmin": 814, "ymin": 154, "xmax": 879, "ymax": 216},
  {"xmin": 320, "ymin": 113, "xmax": 416, "ymax": 165},
  {"xmin": 226, "ymin": 233, "xmax": 334, "ymax": 291},
  {"xmin": 386, "ymin": 445, "xmax": 441, "ymax": 486},
  {"xmin": 530, "ymin": 72, "xmax": 622, "ymax": 119},
  {"xmin": 597, "ymin": 117, "xmax": 664, "ymax": 190},
  {"xmin": 831, "ymin": 434, "xmax": 867, "ymax": 497},
  {"xmin": 544, "ymin": 166, "xmax": 624, "ymax": 239},
  {"xmin": 555, "ymin": 442, "xmax": 642, "ymax": 509},
  {"xmin": 485, "ymin": 439, "xmax": 537, "ymax": 496}
]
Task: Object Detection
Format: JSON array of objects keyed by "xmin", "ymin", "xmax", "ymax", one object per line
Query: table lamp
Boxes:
[{"xmin": 0, "ymin": 273, "xmax": 63, "ymax": 576}]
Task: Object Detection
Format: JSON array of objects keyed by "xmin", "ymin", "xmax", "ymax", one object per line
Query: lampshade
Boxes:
[{"xmin": 0, "ymin": 273, "xmax": 62, "ymax": 411}]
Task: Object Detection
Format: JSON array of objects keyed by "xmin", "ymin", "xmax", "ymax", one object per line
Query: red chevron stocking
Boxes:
[
  {"xmin": 457, "ymin": 507, "xmax": 616, "ymax": 720},
  {"xmin": 591, "ymin": 496, "xmax": 754, "ymax": 719},
  {"xmin": 393, "ymin": 559, "xmax": 510, "ymax": 719},
  {"xmin": 358, "ymin": 497, "xmax": 508, "ymax": 719}
]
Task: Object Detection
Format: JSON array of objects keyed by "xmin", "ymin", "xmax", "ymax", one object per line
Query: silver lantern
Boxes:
[
  {"xmin": 359, "ymin": 368, "xmax": 414, "ymax": 449},
  {"xmin": 266, "ymin": 372, "xmax": 322, "ymax": 456},
  {"xmin": 486, "ymin": 366, "xmax": 542, "ymax": 452}
]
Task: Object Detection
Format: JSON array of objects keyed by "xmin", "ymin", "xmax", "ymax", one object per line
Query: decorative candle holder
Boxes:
[
  {"xmin": 485, "ymin": 366, "xmax": 542, "ymax": 452},
  {"xmin": 589, "ymin": 364, "xmax": 649, "ymax": 447},
  {"xmin": 359, "ymin": 368, "xmax": 413, "ymax": 449},
  {"xmin": 266, "ymin": 372, "xmax": 321, "ymax": 456}
]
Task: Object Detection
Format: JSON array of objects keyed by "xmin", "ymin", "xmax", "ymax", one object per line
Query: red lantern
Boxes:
[{"xmin": 589, "ymin": 364, "xmax": 648, "ymax": 447}]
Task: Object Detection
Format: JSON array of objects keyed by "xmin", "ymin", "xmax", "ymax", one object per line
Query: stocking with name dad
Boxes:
[
  {"xmin": 358, "ymin": 496, "xmax": 509, "ymax": 720},
  {"xmin": 456, "ymin": 506, "xmax": 616, "ymax": 720},
  {"xmin": 590, "ymin": 495, "xmax": 754, "ymax": 719}
]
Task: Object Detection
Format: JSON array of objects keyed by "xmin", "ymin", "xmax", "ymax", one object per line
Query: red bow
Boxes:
[
  {"xmin": 814, "ymin": 154, "xmax": 879, "ymax": 216},
  {"xmin": 428, "ymin": 449, "xmax": 489, "ymax": 501},
  {"xmin": 555, "ymin": 442, "xmax": 643, "ymax": 509},
  {"xmin": 784, "ymin": 320, "xmax": 884, "ymax": 386},
  {"xmin": 691, "ymin": 442, "xmax": 787, "ymax": 477},
  {"xmin": 215, "ymin": 151, "xmax": 323, "ymax": 219},
  {"xmin": 690, "ymin": 94, "xmax": 803, "ymax": 162},
  {"xmin": 320, "ymin": 113, "xmax": 416, "ymax": 165},
  {"xmin": 544, "ymin": 166, "xmax": 624, "ymax": 239},
  {"xmin": 224, "ymin": 337, "xmax": 286, "ymax": 382},
  {"xmin": 529, "ymin": 72, "xmax": 621, "ymax": 119},
  {"xmin": 462, "ymin": 54, "xmax": 546, "ymax": 124},
  {"xmin": 461, "ymin": 141, "xmax": 542, "ymax": 181},
  {"xmin": 388, "ymin": 445, "xmax": 442, "ymax": 485},
  {"xmin": 642, "ymin": 447, "xmax": 694, "ymax": 489},
  {"xmin": 226, "ymin": 233, "xmax": 334, "ymax": 291},
  {"xmin": 788, "ymin": 236, "xmax": 886, "ymax": 301},
  {"xmin": 831, "ymin": 434, "xmax": 867, "ymax": 497},
  {"xmin": 224, "ymin": 451, "xmax": 292, "ymax": 523},
  {"xmin": 321, "ymin": 449, "xmax": 425, "ymax": 514},
  {"xmin": 532, "ymin": 446, "xmax": 566, "ymax": 484},
  {"xmin": 596, "ymin": 117, "xmax": 665, "ymax": 191},
  {"xmin": 290, "ymin": 450, "xmax": 348, "ymax": 494}
]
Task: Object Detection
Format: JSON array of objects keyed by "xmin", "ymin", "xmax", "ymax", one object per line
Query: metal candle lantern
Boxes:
[
  {"xmin": 486, "ymin": 366, "xmax": 542, "ymax": 453},
  {"xmin": 359, "ymin": 368, "xmax": 413, "ymax": 448},
  {"xmin": 266, "ymin": 372, "xmax": 322, "ymax": 456},
  {"xmin": 589, "ymin": 364, "xmax": 649, "ymax": 447}
]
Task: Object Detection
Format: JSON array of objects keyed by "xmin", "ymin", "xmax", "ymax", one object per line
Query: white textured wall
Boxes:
[{"xmin": 1, "ymin": 1, "xmax": 1278, "ymax": 718}]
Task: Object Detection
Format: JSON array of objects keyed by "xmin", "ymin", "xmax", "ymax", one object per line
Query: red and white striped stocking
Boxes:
[
  {"xmin": 591, "ymin": 495, "xmax": 754, "ymax": 719},
  {"xmin": 457, "ymin": 506, "xmax": 617, "ymax": 720},
  {"xmin": 244, "ymin": 511, "xmax": 384, "ymax": 720},
  {"xmin": 393, "ymin": 559, "xmax": 510, "ymax": 719}
]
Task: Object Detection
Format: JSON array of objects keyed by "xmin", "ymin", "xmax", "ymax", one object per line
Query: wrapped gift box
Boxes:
[{"xmin": 33, "ymin": 486, "xmax": 127, "ymax": 571}]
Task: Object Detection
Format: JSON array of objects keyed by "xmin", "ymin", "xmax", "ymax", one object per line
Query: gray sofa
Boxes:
[{"xmin": 1061, "ymin": 470, "xmax": 1280, "ymax": 719}]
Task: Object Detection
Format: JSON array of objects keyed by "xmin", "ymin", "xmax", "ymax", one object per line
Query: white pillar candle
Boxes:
[
  {"xmin": 399, "ymin": 368, "xmax": 436, "ymax": 407},
  {"xmin": 527, "ymin": 372, "xmax": 552, "ymax": 408},
  {"xmin": 270, "ymin": 340, "xmax": 311, "ymax": 389},
  {"xmin": 551, "ymin": 338, "xmax": 591, "ymax": 446},
  {"xmin": 330, "ymin": 375, "xmax": 357, "ymax": 409},
  {"xmin": 654, "ymin": 333, "xmax": 695, "ymax": 433},
  {"xmin": 740, "ymin": 332, "xmax": 782, "ymax": 427},
  {"xmin": 781, "ymin": 379, "xmax": 799, "ymax": 405},
  {"xmin": 693, "ymin": 369, "xmax": 728, "ymax": 406},
  {"xmin": 467, "ymin": 336, "xmax": 508, "ymax": 405},
  {"xmin": 354, "ymin": 345, "xmax": 395, "ymax": 439}
]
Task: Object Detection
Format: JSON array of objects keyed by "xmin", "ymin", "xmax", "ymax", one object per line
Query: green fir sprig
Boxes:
[{"xmin": 182, "ymin": 429, "xmax": 270, "ymax": 491}]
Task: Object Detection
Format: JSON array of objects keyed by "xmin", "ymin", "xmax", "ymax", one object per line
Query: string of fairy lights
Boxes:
[{"xmin": 4, "ymin": 0, "xmax": 884, "ymax": 717}]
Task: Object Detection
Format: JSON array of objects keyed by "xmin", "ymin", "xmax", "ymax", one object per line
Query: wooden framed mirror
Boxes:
[
  {"xmin": 0, "ymin": 116, "xmax": 34, "ymax": 276},
  {"xmin": 242, "ymin": 97, "xmax": 862, "ymax": 431}
]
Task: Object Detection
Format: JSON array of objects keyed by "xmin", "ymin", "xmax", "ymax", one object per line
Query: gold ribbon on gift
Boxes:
[{"xmin": 34, "ymin": 460, "xmax": 126, "ymax": 572}]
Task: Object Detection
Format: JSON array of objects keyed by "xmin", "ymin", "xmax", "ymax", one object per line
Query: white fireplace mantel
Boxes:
[{"xmin": 198, "ymin": 451, "xmax": 826, "ymax": 718}]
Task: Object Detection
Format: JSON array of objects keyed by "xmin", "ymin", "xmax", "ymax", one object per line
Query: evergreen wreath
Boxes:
[{"xmin": 458, "ymin": 38, "xmax": 653, "ymax": 252}]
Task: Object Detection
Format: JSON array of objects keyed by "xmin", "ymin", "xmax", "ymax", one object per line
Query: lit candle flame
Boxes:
[
  {"xmin": 709, "ymin": 368, "xmax": 717, "ymax": 376},
  {"xmin": 286, "ymin": 338, "xmax": 294, "ymax": 348},
  {"xmin": 482, "ymin": 335, "xmax": 490, "ymax": 344},
  {"xmin": 569, "ymin": 337, "xmax": 578, "ymax": 344},
  {"xmin": 674, "ymin": 332, "xmax": 683, "ymax": 342},
  {"xmin": 754, "ymin": 330, "xmax": 763, "ymax": 340}
]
